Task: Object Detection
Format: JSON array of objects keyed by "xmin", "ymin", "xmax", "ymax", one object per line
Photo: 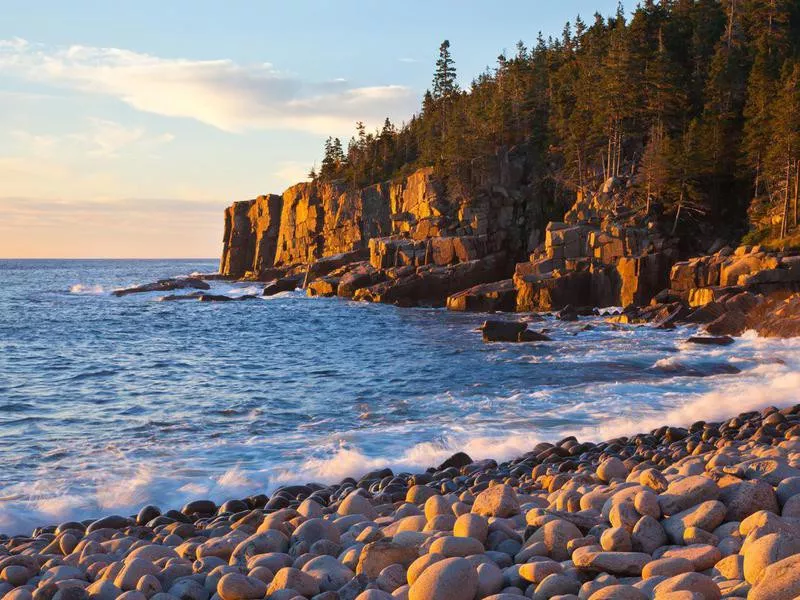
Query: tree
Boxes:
[
  {"xmin": 766, "ymin": 61, "xmax": 800, "ymax": 238},
  {"xmin": 432, "ymin": 40, "xmax": 459, "ymax": 100},
  {"xmin": 331, "ymin": 138, "xmax": 345, "ymax": 170},
  {"xmin": 320, "ymin": 137, "xmax": 336, "ymax": 180},
  {"xmin": 640, "ymin": 125, "xmax": 671, "ymax": 211},
  {"xmin": 666, "ymin": 120, "xmax": 708, "ymax": 235},
  {"xmin": 304, "ymin": 0, "xmax": 800, "ymax": 246}
]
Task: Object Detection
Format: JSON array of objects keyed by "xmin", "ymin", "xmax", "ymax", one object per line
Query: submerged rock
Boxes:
[
  {"xmin": 112, "ymin": 277, "xmax": 210, "ymax": 297},
  {"xmin": 263, "ymin": 275, "xmax": 303, "ymax": 296},
  {"xmin": 478, "ymin": 320, "xmax": 551, "ymax": 343},
  {"xmin": 685, "ymin": 335, "xmax": 735, "ymax": 346},
  {"xmin": 159, "ymin": 293, "xmax": 257, "ymax": 302}
]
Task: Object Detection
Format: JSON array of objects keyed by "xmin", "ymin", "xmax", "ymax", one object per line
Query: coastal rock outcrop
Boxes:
[
  {"xmin": 510, "ymin": 183, "xmax": 679, "ymax": 311},
  {"xmin": 220, "ymin": 195, "xmax": 283, "ymax": 279},
  {"xmin": 669, "ymin": 248, "xmax": 800, "ymax": 304},
  {"xmin": 446, "ymin": 279, "xmax": 516, "ymax": 312},
  {"xmin": 218, "ymin": 161, "xmax": 800, "ymax": 323},
  {"xmin": 112, "ymin": 277, "xmax": 210, "ymax": 297},
  {"xmin": 220, "ymin": 147, "xmax": 546, "ymax": 306}
]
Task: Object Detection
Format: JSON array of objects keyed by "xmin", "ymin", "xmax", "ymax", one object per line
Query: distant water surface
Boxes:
[{"xmin": 1, "ymin": 259, "xmax": 799, "ymax": 534}]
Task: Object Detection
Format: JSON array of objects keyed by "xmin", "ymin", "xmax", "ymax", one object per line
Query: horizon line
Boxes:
[{"xmin": 0, "ymin": 256, "xmax": 220, "ymax": 261}]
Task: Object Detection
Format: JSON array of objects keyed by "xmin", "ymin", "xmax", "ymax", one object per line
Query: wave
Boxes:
[
  {"xmin": 68, "ymin": 284, "xmax": 105, "ymax": 295},
  {"xmin": 0, "ymin": 464, "xmax": 270, "ymax": 537},
  {"xmin": 278, "ymin": 332, "xmax": 800, "ymax": 485}
]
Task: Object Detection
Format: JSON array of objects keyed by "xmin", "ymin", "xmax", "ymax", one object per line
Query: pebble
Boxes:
[
  {"xmin": 471, "ymin": 485, "xmax": 519, "ymax": 518},
  {"xmin": 748, "ymin": 552, "xmax": 800, "ymax": 599},
  {"xmin": 452, "ymin": 514, "xmax": 488, "ymax": 544},
  {"xmin": 0, "ymin": 406, "xmax": 798, "ymax": 600},
  {"xmin": 741, "ymin": 531, "xmax": 800, "ymax": 584},
  {"xmin": 408, "ymin": 558, "xmax": 478, "ymax": 600},
  {"xmin": 652, "ymin": 573, "xmax": 721, "ymax": 600}
]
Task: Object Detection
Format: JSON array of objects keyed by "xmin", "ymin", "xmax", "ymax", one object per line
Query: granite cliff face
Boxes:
[
  {"xmin": 220, "ymin": 145, "xmax": 547, "ymax": 299},
  {"xmin": 219, "ymin": 157, "xmax": 800, "ymax": 320},
  {"xmin": 220, "ymin": 194, "xmax": 283, "ymax": 279},
  {"xmin": 272, "ymin": 180, "xmax": 392, "ymax": 266}
]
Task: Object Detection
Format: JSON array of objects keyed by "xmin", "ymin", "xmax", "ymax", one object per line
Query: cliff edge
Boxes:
[{"xmin": 219, "ymin": 154, "xmax": 800, "ymax": 334}]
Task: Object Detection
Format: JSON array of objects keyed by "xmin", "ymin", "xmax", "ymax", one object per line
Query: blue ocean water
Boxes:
[{"xmin": 1, "ymin": 259, "xmax": 799, "ymax": 534}]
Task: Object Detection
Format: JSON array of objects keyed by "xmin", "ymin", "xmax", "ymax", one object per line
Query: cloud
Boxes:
[
  {"xmin": 0, "ymin": 38, "xmax": 418, "ymax": 134},
  {"xmin": 270, "ymin": 161, "xmax": 311, "ymax": 189},
  {"xmin": 74, "ymin": 118, "xmax": 174, "ymax": 157},
  {"xmin": 11, "ymin": 118, "xmax": 174, "ymax": 158}
]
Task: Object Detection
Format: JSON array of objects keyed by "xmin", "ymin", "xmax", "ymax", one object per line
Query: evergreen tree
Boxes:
[
  {"xmin": 320, "ymin": 137, "xmax": 336, "ymax": 180},
  {"xmin": 432, "ymin": 40, "xmax": 459, "ymax": 100},
  {"xmin": 303, "ymin": 1, "xmax": 800, "ymax": 245},
  {"xmin": 765, "ymin": 61, "xmax": 800, "ymax": 237}
]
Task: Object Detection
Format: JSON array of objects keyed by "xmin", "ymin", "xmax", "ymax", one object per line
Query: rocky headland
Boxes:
[
  {"xmin": 2, "ymin": 405, "xmax": 800, "ymax": 600},
  {"xmin": 213, "ymin": 165, "xmax": 800, "ymax": 340}
]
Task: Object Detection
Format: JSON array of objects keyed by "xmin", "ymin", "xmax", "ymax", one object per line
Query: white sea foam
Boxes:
[
  {"xmin": 279, "ymin": 333, "xmax": 800, "ymax": 484},
  {"xmin": 69, "ymin": 284, "xmax": 105, "ymax": 295},
  {"xmin": 652, "ymin": 356, "xmax": 684, "ymax": 371},
  {"xmin": 222, "ymin": 285, "xmax": 262, "ymax": 297}
]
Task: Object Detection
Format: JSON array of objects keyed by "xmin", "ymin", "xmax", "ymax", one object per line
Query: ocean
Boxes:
[{"xmin": 1, "ymin": 259, "xmax": 799, "ymax": 535}]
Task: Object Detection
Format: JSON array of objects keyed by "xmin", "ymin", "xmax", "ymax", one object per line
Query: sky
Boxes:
[{"xmin": 0, "ymin": 0, "xmax": 620, "ymax": 258}]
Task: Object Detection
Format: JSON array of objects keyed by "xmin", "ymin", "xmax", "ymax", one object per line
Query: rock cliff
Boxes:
[
  {"xmin": 508, "ymin": 179, "xmax": 679, "ymax": 312},
  {"xmin": 220, "ymin": 195, "xmax": 283, "ymax": 279},
  {"xmin": 219, "ymin": 145, "xmax": 547, "ymax": 305},
  {"xmin": 219, "ymin": 160, "xmax": 800, "ymax": 318}
]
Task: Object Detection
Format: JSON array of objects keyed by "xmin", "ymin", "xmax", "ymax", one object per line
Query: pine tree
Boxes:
[
  {"xmin": 697, "ymin": 7, "xmax": 749, "ymax": 220},
  {"xmin": 320, "ymin": 137, "xmax": 336, "ymax": 180},
  {"xmin": 304, "ymin": 0, "xmax": 800, "ymax": 246},
  {"xmin": 766, "ymin": 61, "xmax": 800, "ymax": 238},
  {"xmin": 432, "ymin": 40, "xmax": 459, "ymax": 100},
  {"xmin": 332, "ymin": 138, "xmax": 345, "ymax": 170},
  {"xmin": 666, "ymin": 119, "xmax": 708, "ymax": 235},
  {"xmin": 742, "ymin": 0, "xmax": 795, "ymax": 204}
]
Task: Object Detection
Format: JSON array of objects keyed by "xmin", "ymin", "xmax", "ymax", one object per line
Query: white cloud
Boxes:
[
  {"xmin": 11, "ymin": 118, "xmax": 174, "ymax": 158},
  {"xmin": 0, "ymin": 38, "xmax": 418, "ymax": 134},
  {"xmin": 74, "ymin": 118, "xmax": 174, "ymax": 157},
  {"xmin": 9, "ymin": 130, "xmax": 60, "ymax": 153},
  {"xmin": 271, "ymin": 161, "xmax": 311, "ymax": 188}
]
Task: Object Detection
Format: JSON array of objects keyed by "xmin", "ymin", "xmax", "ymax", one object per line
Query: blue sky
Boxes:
[{"xmin": 1, "ymin": 0, "xmax": 620, "ymax": 257}]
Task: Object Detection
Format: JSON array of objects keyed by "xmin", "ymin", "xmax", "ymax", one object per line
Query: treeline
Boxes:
[{"xmin": 311, "ymin": 1, "xmax": 800, "ymax": 244}]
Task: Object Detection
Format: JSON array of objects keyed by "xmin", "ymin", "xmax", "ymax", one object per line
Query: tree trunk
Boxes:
[
  {"xmin": 672, "ymin": 189, "xmax": 684, "ymax": 236},
  {"xmin": 601, "ymin": 150, "xmax": 608, "ymax": 182},
  {"xmin": 727, "ymin": 0, "xmax": 736, "ymax": 48},
  {"xmin": 781, "ymin": 158, "xmax": 791, "ymax": 239},
  {"xmin": 754, "ymin": 154, "xmax": 760, "ymax": 199},
  {"xmin": 794, "ymin": 158, "xmax": 799, "ymax": 229}
]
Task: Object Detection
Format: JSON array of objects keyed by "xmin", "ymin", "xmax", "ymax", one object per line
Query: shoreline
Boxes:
[
  {"xmin": 5, "ymin": 288, "xmax": 800, "ymax": 531},
  {"xmin": 2, "ymin": 405, "xmax": 799, "ymax": 600}
]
